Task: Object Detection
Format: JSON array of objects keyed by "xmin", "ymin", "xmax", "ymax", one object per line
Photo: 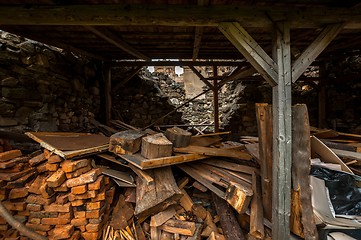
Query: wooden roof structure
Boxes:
[{"xmin": 0, "ymin": 1, "xmax": 361, "ymax": 239}]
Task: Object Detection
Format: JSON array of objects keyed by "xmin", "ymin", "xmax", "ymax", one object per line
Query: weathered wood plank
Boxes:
[
  {"xmin": 291, "ymin": 104, "xmax": 318, "ymax": 239},
  {"xmin": 255, "ymin": 103, "xmax": 273, "ymax": 221},
  {"xmin": 174, "ymin": 145, "xmax": 252, "ymax": 160},
  {"xmin": 250, "ymin": 173, "xmax": 264, "ymax": 239},
  {"xmin": 292, "ymin": 23, "xmax": 344, "ymax": 82}
]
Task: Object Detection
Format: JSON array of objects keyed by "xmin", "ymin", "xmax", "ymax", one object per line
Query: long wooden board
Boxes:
[
  {"xmin": 117, "ymin": 153, "xmax": 208, "ymax": 170},
  {"xmin": 174, "ymin": 145, "xmax": 252, "ymax": 160}
]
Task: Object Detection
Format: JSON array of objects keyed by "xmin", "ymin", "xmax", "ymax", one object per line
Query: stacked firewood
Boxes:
[{"xmin": 0, "ymin": 149, "xmax": 115, "ymax": 239}]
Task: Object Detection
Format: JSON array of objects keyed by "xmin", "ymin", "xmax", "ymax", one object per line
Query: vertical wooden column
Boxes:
[
  {"xmin": 213, "ymin": 66, "xmax": 219, "ymax": 132},
  {"xmin": 272, "ymin": 22, "xmax": 292, "ymax": 240},
  {"xmin": 104, "ymin": 61, "xmax": 112, "ymax": 125}
]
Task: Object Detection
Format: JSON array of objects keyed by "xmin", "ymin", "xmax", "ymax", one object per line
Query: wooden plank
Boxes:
[
  {"xmin": 159, "ymin": 219, "xmax": 196, "ymax": 236},
  {"xmin": 291, "ymin": 104, "xmax": 318, "ymax": 239},
  {"xmin": 25, "ymin": 132, "xmax": 109, "ymax": 159},
  {"xmin": 272, "ymin": 22, "xmax": 292, "ymax": 240},
  {"xmin": 135, "ymin": 167, "xmax": 183, "ymax": 219},
  {"xmin": 174, "ymin": 145, "xmax": 252, "ymax": 160},
  {"xmin": 84, "ymin": 26, "xmax": 149, "ymax": 60},
  {"xmin": 225, "ymin": 181, "xmax": 253, "ymax": 214},
  {"xmin": 219, "ymin": 22, "xmax": 278, "ymax": 86},
  {"xmin": 150, "ymin": 207, "xmax": 176, "ymax": 227},
  {"xmin": 0, "ymin": 5, "xmax": 360, "ymax": 29},
  {"xmin": 212, "ymin": 193, "xmax": 245, "ymax": 240},
  {"xmin": 189, "ymin": 136, "xmax": 221, "ymax": 147},
  {"xmin": 245, "ymin": 143, "xmax": 260, "ymax": 163},
  {"xmin": 192, "ymin": 26, "xmax": 203, "ymax": 61},
  {"xmin": 292, "ymin": 23, "xmax": 344, "ymax": 82},
  {"xmin": 331, "ymin": 148, "xmax": 361, "ymax": 161},
  {"xmin": 118, "ymin": 153, "xmax": 208, "ymax": 170},
  {"xmin": 255, "ymin": 103, "xmax": 273, "ymax": 221},
  {"xmin": 250, "ymin": 173, "xmax": 264, "ymax": 239},
  {"xmin": 100, "ymin": 167, "xmax": 135, "ymax": 186},
  {"xmin": 201, "ymin": 159, "xmax": 259, "ymax": 175}
]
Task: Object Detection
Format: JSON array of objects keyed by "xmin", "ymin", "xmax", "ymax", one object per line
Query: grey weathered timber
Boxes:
[
  {"xmin": 84, "ymin": 26, "xmax": 150, "ymax": 60},
  {"xmin": 218, "ymin": 22, "xmax": 278, "ymax": 86},
  {"xmin": 291, "ymin": 23, "xmax": 344, "ymax": 82},
  {"xmin": 255, "ymin": 103, "xmax": 273, "ymax": 221},
  {"xmin": 272, "ymin": 21, "xmax": 292, "ymax": 240},
  {"xmin": 291, "ymin": 104, "xmax": 318, "ymax": 240},
  {"xmin": 0, "ymin": 5, "xmax": 360, "ymax": 29},
  {"xmin": 104, "ymin": 62, "xmax": 112, "ymax": 125},
  {"xmin": 192, "ymin": 27, "xmax": 203, "ymax": 61}
]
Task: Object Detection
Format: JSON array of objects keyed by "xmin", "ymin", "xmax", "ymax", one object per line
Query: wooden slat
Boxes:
[
  {"xmin": 85, "ymin": 26, "xmax": 150, "ymax": 60},
  {"xmin": 331, "ymin": 148, "xmax": 361, "ymax": 161},
  {"xmin": 250, "ymin": 173, "xmax": 264, "ymax": 239},
  {"xmin": 291, "ymin": 104, "xmax": 318, "ymax": 239},
  {"xmin": 255, "ymin": 103, "xmax": 273, "ymax": 221},
  {"xmin": 201, "ymin": 159, "xmax": 259, "ymax": 175},
  {"xmin": 219, "ymin": 22, "xmax": 278, "ymax": 86},
  {"xmin": 292, "ymin": 23, "xmax": 344, "ymax": 82},
  {"xmin": 271, "ymin": 22, "xmax": 292, "ymax": 240},
  {"xmin": 174, "ymin": 145, "xmax": 252, "ymax": 160}
]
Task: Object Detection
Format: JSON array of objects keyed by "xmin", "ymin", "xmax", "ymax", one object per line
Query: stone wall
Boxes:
[{"xmin": 0, "ymin": 31, "xmax": 101, "ymax": 133}]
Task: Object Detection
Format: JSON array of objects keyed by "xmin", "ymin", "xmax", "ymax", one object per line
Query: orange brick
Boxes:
[
  {"xmin": 43, "ymin": 149, "xmax": 51, "ymax": 159},
  {"xmin": 69, "ymin": 230, "xmax": 81, "ymax": 240},
  {"xmin": 74, "ymin": 211, "xmax": 86, "ymax": 219},
  {"xmin": 39, "ymin": 182, "xmax": 55, "ymax": 198},
  {"xmin": 71, "ymin": 185, "xmax": 87, "ymax": 195},
  {"xmin": 36, "ymin": 162, "xmax": 47, "ymax": 173},
  {"xmin": 9, "ymin": 187, "xmax": 28, "ymax": 199},
  {"xmin": 46, "ymin": 163, "xmax": 59, "ymax": 172},
  {"xmin": 65, "ymin": 165, "xmax": 92, "ymax": 179},
  {"xmin": 48, "ymin": 154, "xmax": 63, "ymax": 164},
  {"xmin": 0, "ymin": 224, "xmax": 8, "ymax": 231},
  {"xmin": 55, "ymin": 194, "xmax": 69, "ymax": 204},
  {"xmin": 85, "ymin": 206, "xmax": 105, "ymax": 219},
  {"xmin": 62, "ymin": 159, "xmax": 90, "ymax": 173},
  {"xmin": 26, "ymin": 203, "xmax": 42, "ymax": 211},
  {"xmin": 35, "ymin": 231, "xmax": 47, "ymax": 237},
  {"xmin": 59, "ymin": 212, "xmax": 73, "ymax": 220},
  {"xmin": 29, "ymin": 153, "xmax": 46, "ymax": 166},
  {"xmin": 66, "ymin": 169, "xmax": 101, "ymax": 188},
  {"xmin": 26, "ymin": 194, "xmax": 56, "ymax": 205},
  {"xmin": 47, "ymin": 169, "xmax": 66, "ymax": 187},
  {"xmin": 88, "ymin": 216, "xmax": 103, "ymax": 224},
  {"xmin": 41, "ymin": 218, "xmax": 69, "ymax": 225},
  {"xmin": 28, "ymin": 217, "xmax": 41, "ymax": 224},
  {"xmin": 28, "ymin": 175, "xmax": 46, "ymax": 195},
  {"xmin": 0, "ymin": 150, "xmax": 22, "ymax": 162},
  {"xmin": 88, "ymin": 175, "xmax": 104, "ymax": 191},
  {"xmin": 71, "ymin": 199, "xmax": 86, "ymax": 207},
  {"xmin": 25, "ymin": 223, "xmax": 53, "ymax": 232},
  {"xmin": 78, "ymin": 225, "xmax": 86, "ymax": 232},
  {"xmin": 29, "ymin": 211, "xmax": 58, "ymax": 219},
  {"xmin": 85, "ymin": 223, "xmax": 101, "ymax": 232},
  {"xmin": 52, "ymin": 224, "xmax": 74, "ymax": 239},
  {"xmin": 17, "ymin": 209, "xmax": 30, "ymax": 216},
  {"xmin": 54, "ymin": 181, "xmax": 68, "ymax": 192},
  {"xmin": 86, "ymin": 201, "xmax": 103, "ymax": 211},
  {"xmin": 3, "ymin": 201, "xmax": 26, "ymax": 211},
  {"xmin": 91, "ymin": 191, "xmax": 106, "ymax": 202},
  {"xmin": 81, "ymin": 232, "xmax": 100, "ymax": 240},
  {"xmin": 44, "ymin": 202, "xmax": 71, "ymax": 213},
  {"xmin": 70, "ymin": 218, "xmax": 88, "ymax": 226},
  {"xmin": 69, "ymin": 191, "xmax": 96, "ymax": 201}
]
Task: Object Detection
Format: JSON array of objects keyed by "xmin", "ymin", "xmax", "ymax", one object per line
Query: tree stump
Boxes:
[
  {"xmin": 141, "ymin": 133, "xmax": 172, "ymax": 159},
  {"xmin": 165, "ymin": 127, "xmax": 192, "ymax": 148},
  {"xmin": 109, "ymin": 130, "xmax": 146, "ymax": 154}
]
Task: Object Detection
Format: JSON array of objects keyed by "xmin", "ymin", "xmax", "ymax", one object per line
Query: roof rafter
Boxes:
[{"xmin": 84, "ymin": 26, "xmax": 150, "ymax": 60}]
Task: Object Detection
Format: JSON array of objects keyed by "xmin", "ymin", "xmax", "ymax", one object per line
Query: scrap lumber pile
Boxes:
[{"xmin": 0, "ymin": 142, "xmax": 115, "ymax": 239}]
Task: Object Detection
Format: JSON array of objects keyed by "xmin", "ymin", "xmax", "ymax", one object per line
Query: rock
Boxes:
[
  {"xmin": 0, "ymin": 101, "xmax": 15, "ymax": 117},
  {"xmin": 0, "ymin": 117, "xmax": 18, "ymax": 127},
  {"xmin": 1, "ymin": 77, "xmax": 18, "ymax": 87},
  {"xmin": 2, "ymin": 87, "xmax": 40, "ymax": 100}
]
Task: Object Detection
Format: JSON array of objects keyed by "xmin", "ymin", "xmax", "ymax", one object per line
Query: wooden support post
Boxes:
[
  {"xmin": 272, "ymin": 22, "xmax": 292, "ymax": 240},
  {"xmin": 104, "ymin": 62, "xmax": 112, "ymax": 125},
  {"xmin": 213, "ymin": 66, "xmax": 219, "ymax": 133}
]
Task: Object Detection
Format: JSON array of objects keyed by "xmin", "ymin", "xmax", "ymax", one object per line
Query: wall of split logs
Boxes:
[
  {"xmin": 0, "ymin": 149, "xmax": 115, "ymax": 239},
  {"xmin": 0, "ymin": 31, "xmax": 101, "ymax": 133}
]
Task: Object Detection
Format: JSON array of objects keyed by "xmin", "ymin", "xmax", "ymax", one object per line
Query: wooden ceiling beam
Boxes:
[
  {"xmin": 192, "ymin": 27, "xmax": 203, "ymax": 61},
  {"xmin": 291, "ymin": 23, "xmax": 344, "ymax": 82},
  {"xmin": 84, "ymin": 26, "xmax": 150, "ymax": 60},
  {"xmin": 0, "ymin": 5, "xmax": 360, "ymax": 29},
  {"xmin": 219, "ymin": 22, "xmax": 278, "ymax": 86},
  {"xmin": 112, "ymin": 60, "xmax": 247, "ymax": 67}
]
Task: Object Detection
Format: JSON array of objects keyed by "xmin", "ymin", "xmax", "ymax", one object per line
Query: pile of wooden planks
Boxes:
[{"xmin": 0, "ymin": 148, "xmax": 116, "ymax": 240}]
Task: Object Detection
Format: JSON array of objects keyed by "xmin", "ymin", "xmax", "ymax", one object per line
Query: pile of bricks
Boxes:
[{"xmin": 0, "ymin": 149, "xmax": 115, "ymax": 239}]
